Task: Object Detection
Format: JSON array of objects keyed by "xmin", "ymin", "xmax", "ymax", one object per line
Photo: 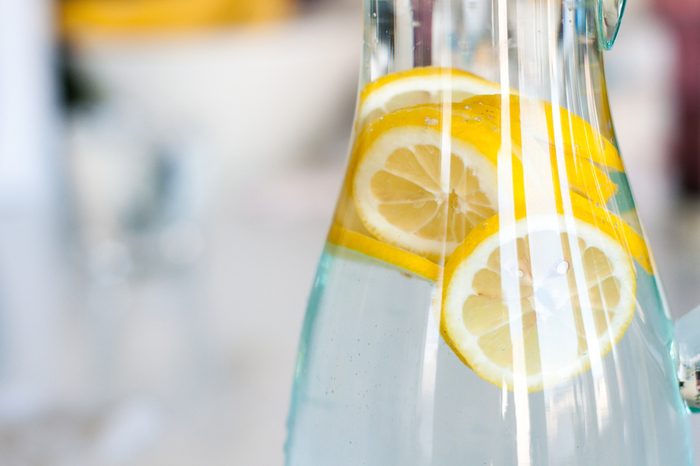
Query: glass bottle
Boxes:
[{"xmin": 286, "ymin": 0, "xmax": 700, "ymax": 464}]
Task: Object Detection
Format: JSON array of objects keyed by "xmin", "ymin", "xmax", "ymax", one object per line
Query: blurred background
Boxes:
[{"xmin": 1, "ymin": 0, "xmax": 700, "ymax": 464}]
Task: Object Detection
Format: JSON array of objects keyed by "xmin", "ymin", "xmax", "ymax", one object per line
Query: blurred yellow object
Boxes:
[{"xmin": 61, "ymin": 0, "xmax": 295, "ymax": 37}]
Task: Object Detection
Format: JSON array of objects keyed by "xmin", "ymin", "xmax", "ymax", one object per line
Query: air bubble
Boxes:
[
  {"xmin": 556, "ymin": 261, "xmax": 570, "ymax": 275},
  {"xmin": 425, "ymin": 117, "xmax": 438, "ymax": 126}
]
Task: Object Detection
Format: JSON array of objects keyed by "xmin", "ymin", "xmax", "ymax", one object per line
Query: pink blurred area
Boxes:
[{"xmin": 0, "ymin": 0, "xmax": 699, "ymax": 464}]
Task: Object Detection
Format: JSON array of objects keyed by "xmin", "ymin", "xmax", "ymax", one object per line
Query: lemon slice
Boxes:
[
  {"xmin": 459, "ymin": 94, "xmax": 623, "ymax": 171},
  {"xmin": 328, "ymin": 225, "xmax": 440, "ymax": 281},
  {"xmin": 352, "ymin": 104, "xmax": 518, "ymax": 260},
  {"xmin": 453, "ymin": 96, "xmax": 619, "ymax": 205},
  {"xmin": 329, "ymin": 164, "xmax": 443, "ymax": 281},
  {"xmin": 356, "ymin": 68, "xmax": 622, "ymax": 172},
  {"xmin": 358, "ymin": 67, "xmax": 500, "ymax": 126},
  {"xmin": 441, "ymin": 201, "xmax": 637, "ymax": 391},
  {"xmin": 568, "ymin": 194, "xmax": 652, "ymax": 274}
]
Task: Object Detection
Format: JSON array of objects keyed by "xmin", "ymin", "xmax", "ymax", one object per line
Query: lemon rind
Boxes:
[{"xmin": 327, "ymin": 224, "xmax": 441, "ymax": 282}]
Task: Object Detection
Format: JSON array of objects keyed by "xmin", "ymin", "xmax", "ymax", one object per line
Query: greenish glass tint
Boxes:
[
  {"xmin": 677, "ymin": 309, "xmax": 700, "ymax": 414},
  {"xmin": 597, "ymin": 0, "xmax": 627, "ymax": 50}
]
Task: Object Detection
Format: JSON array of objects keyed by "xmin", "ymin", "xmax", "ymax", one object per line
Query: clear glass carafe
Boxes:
[{"xmin": 286, "ymin": 0, "xmax": 700, "ymax": 464}]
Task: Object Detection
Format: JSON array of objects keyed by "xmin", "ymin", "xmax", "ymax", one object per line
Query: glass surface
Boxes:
[{"xmin": 286, "ymin": 0, "xmax": 695, "ymax": 464}]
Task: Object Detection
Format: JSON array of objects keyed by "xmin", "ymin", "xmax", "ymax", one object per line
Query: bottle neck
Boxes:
[{"xmin": 361, "ymin": 0, "xmax": 614, "ymax": 137}]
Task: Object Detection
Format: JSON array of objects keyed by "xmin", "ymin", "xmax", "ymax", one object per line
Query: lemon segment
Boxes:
[{"xmin": 351, "ymin": 104, "xmax": 521, "ymax": 260}]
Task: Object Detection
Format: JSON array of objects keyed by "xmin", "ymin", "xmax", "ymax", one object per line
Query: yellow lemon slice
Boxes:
[
  {"xmin": 567, "ymin": 194, "xmax": 652, "ymax": 274},
  {"xmin": 441, "ymin": 199, "xmax": 638, "ymax": 391},
  {"xmin": 453, "ymin": 96, "xmax": 619, "ymax": 205},
  {"xmin": 352, "ymin": 104, "xmax": 519, "ymax": 260},
  {"xmin": 460, "ymin": 94, "xmax": 624, "ymax": 171},
  {"xmin": 328, "ymin": 225, "xmax": 440, "ymax": 281},
  {"xmin": 357, "ymin": 67, "xmax": 500, "ymax": 126},
  {"xmin": 356, "ymin": 68, "xmax": 622, "ymax": 172}
]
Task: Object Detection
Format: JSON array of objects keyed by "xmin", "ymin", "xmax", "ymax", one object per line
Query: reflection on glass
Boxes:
[{"xmin": 286, "ymin": 1, "xmax": 694, "ymax": 465}]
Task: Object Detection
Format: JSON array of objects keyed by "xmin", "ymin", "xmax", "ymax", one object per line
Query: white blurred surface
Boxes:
[{"xmin": 59, "ymin": 6, "xmax": 358, "ymax": 466}]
